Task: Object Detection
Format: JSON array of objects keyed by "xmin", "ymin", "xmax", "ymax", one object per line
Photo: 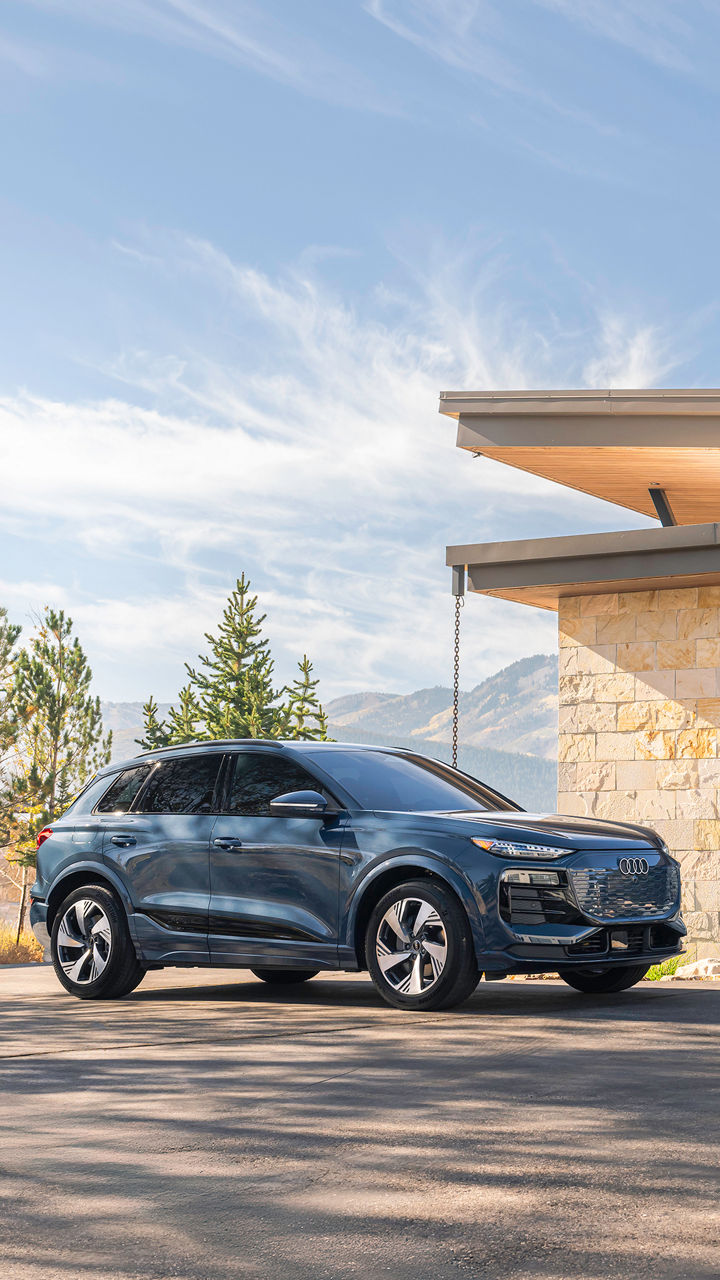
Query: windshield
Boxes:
[{"xmin": 304, "ymin": 749, "xmax": 520, "ymax": 813}]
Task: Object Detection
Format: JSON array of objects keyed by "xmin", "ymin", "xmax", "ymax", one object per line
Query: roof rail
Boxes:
[{"xmin": 135, "ymin": 738, "xmax": 285, "ymax": 758}]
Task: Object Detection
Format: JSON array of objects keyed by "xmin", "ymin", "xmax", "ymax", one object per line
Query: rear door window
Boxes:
[
  {"xmin": 136, "ymin": 754, "xmax": 223, "ymax": 815},
  {"xmin": 95, "ymin": 765, "xmax": 152, "ymax": 814},
  {"xmin": 225, "ymin": 753, "xmax": 321, "ymax": 816}
]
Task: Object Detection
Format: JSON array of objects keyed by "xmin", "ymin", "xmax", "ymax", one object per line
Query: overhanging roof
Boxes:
[
  {"xmin": 439, "ymin": 389, "xmax": 720, "ymax": 526},
  {"xmin": 447, "ymin": 523, "xmax": 720, "ymax": 611}
]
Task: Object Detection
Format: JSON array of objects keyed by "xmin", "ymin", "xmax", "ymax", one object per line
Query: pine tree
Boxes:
[
  {"xmin": 9, "ymin": 608, "xmax": 112, "ymax": 937},
  {"xmin": 186, "ymin": 575, "xmax": 283, "ymax": 740},
  {"xmin": 283, "ymin": 656, "xmax": 329, "ymax": 741},
  {"xmin": 0, "ymin": 608, "xmax": 22, "ymax": 865},
  {"xmin": 137, "ymin": 695, "xmax": 171, "ymax": 751},
  {"xmin": 141, "ymin": 575, "xmax": 330, "ymax": 746}
]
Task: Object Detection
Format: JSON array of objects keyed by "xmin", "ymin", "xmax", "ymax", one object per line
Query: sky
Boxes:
[{"xmin": 1, "ymin": 0, "xmax": 720, "ymax": 705}]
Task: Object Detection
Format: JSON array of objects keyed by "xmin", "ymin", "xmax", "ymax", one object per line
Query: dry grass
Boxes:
[{"xmin": 0, "ymin": 921, "xmax": 44, "ymax": 964}]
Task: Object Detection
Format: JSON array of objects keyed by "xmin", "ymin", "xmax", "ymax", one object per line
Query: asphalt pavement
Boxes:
[{"xmin": 1, "ymin": 965, "xmax": 719, "ymax": 1280}]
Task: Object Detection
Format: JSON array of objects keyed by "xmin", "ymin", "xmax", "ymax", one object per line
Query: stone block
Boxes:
[
  {"xmin": 559, "ymin": 617, "xmax": 597, "ymax": 647},
  {"xmin": 695, "ymin": 820, "xmax": 720, "ymax": 851},
  {"xmin": 574, "ymin": 645, "xmax": 617, "ymax": 676},
  {"xmin": 633, "ymin": 789, "xmax": 676, "ymax": 820},
  {"xmin": 634, "ymin": 671, "xmax": 676, "ymax": 700},
  {"xmin": 693, "ymin": 935, "xmax": 720, "ymax": 960},
  {"xmin": 675, "ymin": 789, "xmax": 718, "ymax": 819},
  {"xmin": 657, "ymin": 760, "xmax": 700, "ymax": 790},
  {"xmin": 575, "ymin": 760, "xmax": 617, "ymax": 790},
  {"xmin": 677, "ymin": 728, "xmax": 717, "ymax": 759},
  {"xmin": 596, "ymin": 614, "xmax": 637, "ymax": 643},
  {"xmin": 616, "ymin": 760, "xmax": 658, "ymax": 791},
  {"xmin": 596, "ymin": 731, "xmax": 635, "ymax": 760},
  {"xmin": 635, "ymin": 730, "xmax": 675, "ymax": 760},
  {"xmin": 557, "ymin": 762, "xmax": 577, "ymax": 792},
  {"xmin": 697, "ymin": 586, "xmax": 720, "ymax": 607},
  {"xmin": 677, "ymin": 608, "xmax": 720, "ymax": 640},
  {"xmin": 697, "ymin": 759, "xmax": 720, "ymax": 786},
  {"xmin": 559, "ymin": 674, "xmax": 595, "ymax": 702},
  {"xmin": 657, "ymin": 640, "xmax": 696, "ymax": 670},
  {"xmin": 696, "ymin": 638, "xmax": 720, "ymax": 668},
  {"xmin": 683, "ymin": 911, "xmax": 716, "ymax": 939},
  {"xmin": 635, "ymin": 610, "xmax": 677, "ymax": 641},
  {"xmin": 559, "ymin": 703, "xmax": 616, "ymax": 734},
  {"xmin": 558, "ymin": 596, "xmax": 582, "ymax": 618},
  {"xmin": 594, "ymin": 673, "xmax": 636, "ymax": 702},
  {"xmin": 579, "ymin": 593, "xmax": 618, "ymax": 616},
  {"xmin": 692, "ymin": 881, "xmax": 720, "ymax": 912},
  {"xmin": 651, "ymin": 818, "xmax": 694, "ymax": 850},
  {"xmin": 655, "ymin": 700, "xmax": 694, "ymax": 731},
  {"xmin": 587, "ymin": 790, "xmax": 638, "ymax": 821},
  {"xmin": 616, "ymin": 642, "xmax": 656, "ymax": 673},
  {"xmin": 557, "ymin": 792, "xmax": 587, "ymax": 816},
  {"xmin": 558, "ymin": 734, "xmax": 594, "ymax": 763},
  {"xmin": 676, "ymin": 668, "xmax": 717, "ymax": 699},
  {"xmin": 660, "ymin": 588, "xmax": 699, "ymax": 610},
  {"xmin": 558, "ymin": 647, "xmax": 580, "ymax": 676},
  {"xmin": 696, "ymin": 698, "xmax": 720, "ymax": 728},
  {"xmin": 683, "ymin": 848, "xmax": 720, "ymax": 878},
  {"xmin": 618, "ymin": 590, "xmax": 658, "ymax": 613},
  {"xmin": 617, "ymin": 702, "xmax": 655, "ymax": 732}
]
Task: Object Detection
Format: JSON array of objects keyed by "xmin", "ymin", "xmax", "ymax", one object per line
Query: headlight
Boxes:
[{"xmin": 471, "ymin": 838, "xmax": 573, "ymax": 860}]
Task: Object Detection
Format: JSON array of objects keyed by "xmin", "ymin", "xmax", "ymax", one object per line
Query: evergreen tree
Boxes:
[
  {"xmin": 283, "ymin": 656, "xmax": 329, "ymax": 741},
  {"xmin": 138, "ymin": 575, "xmax": 329, "ymax": 746},
  {"xmin": 138, "ymin": 695, "xmax": 170, "ymax": 751},
  {"xmin": 9, "ymin": 608, "xmax": 112, "ymax": 937},
  {"xmin": 0, "ymin": 608, "xmax": 22, "ymax": 849}
]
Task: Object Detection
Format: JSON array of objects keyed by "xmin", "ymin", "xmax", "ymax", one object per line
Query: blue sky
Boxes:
[{"xmin": 1, "ymin": 0, "xmax": 719, "ymax": 703}]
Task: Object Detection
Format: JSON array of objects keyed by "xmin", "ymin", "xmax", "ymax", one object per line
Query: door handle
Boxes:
[
  {"xmin": 213, "ymin": 836, "xmax": 243, "ymax": 851},
  {"xmin": 110, "ymin": 834, "xmax": 136, "ymax": 848}
]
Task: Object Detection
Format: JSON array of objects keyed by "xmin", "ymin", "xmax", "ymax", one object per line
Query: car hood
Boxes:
[{"xmin": 372, "ymin": 808, "xmax": 663, "ymax": 851}]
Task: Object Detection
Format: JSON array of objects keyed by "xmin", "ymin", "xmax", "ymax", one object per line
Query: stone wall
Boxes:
[{"xmin": 557, "ymin": 586, "xmax": 720, "ymax": 959}]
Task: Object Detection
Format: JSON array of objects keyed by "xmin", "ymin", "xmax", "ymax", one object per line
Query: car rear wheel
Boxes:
[
  {"xmin": 251, "ymin": 968, "xmax": 319, "ymax": 984},
  {"xmin": 366, "ymin": 879, "xmax": 478, "ymax": 1011},
  {"xmin": 559, "ymin": 964, "xmax": 649, "ymax": 994},
  {"xmin": 51, "ymin": 884, "xmax": 146, "ymax": 1000}
]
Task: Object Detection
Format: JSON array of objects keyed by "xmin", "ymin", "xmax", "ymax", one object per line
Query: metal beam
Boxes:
[{"xmin": 649, "ymin": 487, "xmax": 677, "ymax": 527}]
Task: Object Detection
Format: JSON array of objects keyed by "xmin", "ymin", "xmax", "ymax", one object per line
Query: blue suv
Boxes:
[{"xmin": 30, "ymin": 741, "xmax": 685, "ymax": 1010}]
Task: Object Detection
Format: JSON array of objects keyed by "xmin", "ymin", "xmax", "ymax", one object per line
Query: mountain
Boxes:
[
  {"xmin": 100, "ymin": 653, "xmax": 559, "ymax": 813},
  {"xmin": 325, "ymin": 654, "xmax": 558, "ymax": 759}
]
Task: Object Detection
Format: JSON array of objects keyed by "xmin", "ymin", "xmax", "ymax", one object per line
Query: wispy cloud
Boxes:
[
  {"xmin": 23, "ymin": 0, "xmax": 398, "ymax": 112},
  {"xmin": 532, "ymin": 1, "xmax": 695, "ymax": 73},
  {"xmin": 0, "ymin": 238, "xmax": 677, "ymax": 699}
]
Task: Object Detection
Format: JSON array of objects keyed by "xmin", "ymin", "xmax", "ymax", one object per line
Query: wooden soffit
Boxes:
[{"xmin": 439, "ymin": 389, "xmax": 720, "ymax": 526}]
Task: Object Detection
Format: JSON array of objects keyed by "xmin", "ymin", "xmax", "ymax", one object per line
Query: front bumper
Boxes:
[{"xmin": 487, "ymin": 855, "xmax": 685, "ymax": 971}]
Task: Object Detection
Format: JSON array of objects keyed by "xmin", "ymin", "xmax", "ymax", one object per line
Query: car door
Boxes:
[
  {"xmin": 100, "ymin": 752, "xmax": 224, "ymax": 965},
  {"xmin": 208, "ymin": 749, "xmax": 345, "ymax": 968}
]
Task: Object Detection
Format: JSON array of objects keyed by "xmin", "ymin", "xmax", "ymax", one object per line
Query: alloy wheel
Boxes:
[
  {"xmin": 375, "ymin": 896, "xmax": 448, "ymax": 996},
  {"xmin": 56, "ymin": 897, "xmax": 112, "ymax": 985}
]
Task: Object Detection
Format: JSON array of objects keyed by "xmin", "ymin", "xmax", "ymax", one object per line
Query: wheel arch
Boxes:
[
  {"xmin": 348, "ymin": 854, "xmax": 485, "ymax": 970},
  {"xmin": 45, "ymin": 863, "xmax": 133, "ymax": 935}
]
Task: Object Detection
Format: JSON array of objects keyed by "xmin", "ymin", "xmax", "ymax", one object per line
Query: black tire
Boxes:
[
  {"xmin": 559, "ymin": 964, "xmax": 649, "ymax": 994},
  {"xmin": 366, "ymin": 878, "xmax": 478, "ymax": 1011},
  {"xmin": 250, "ymin": 968, "xmax": 320, "ymax": 985},
  {"xmin": 51, "ymin": 884, "xmax": 146, "ymax": 1000}
]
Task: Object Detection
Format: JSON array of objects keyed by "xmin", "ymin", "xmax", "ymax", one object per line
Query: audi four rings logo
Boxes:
[{"xmin": 618, "ymin": 857, "xmax": 650, "ymax": 876}]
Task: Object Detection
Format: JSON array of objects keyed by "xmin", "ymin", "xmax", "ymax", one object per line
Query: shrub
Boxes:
[
  {"xmin": 0, "ymin": 921, "xmax": 44, "ymax": 964},
  {"xmin": 645, "ymin": 954, "xmax": 682, "ymax": 982}
]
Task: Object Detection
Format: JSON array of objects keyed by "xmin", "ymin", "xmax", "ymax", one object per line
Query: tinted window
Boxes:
[
  {"xmin": 226, "ymin": 753, "xmax": 319, "ymax": 816},
  {"xmin": 95, "ymin": 765, "xmax": 152, "ymax": 814},
  {"xmin": 304, "ymin": 750, "xmax": 515, "ymax": 813},
  {"xmin": 137, "ymin": 754, "xmax": 223, "ymax": 815}
]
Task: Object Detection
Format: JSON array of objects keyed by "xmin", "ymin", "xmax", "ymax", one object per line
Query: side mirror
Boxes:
[{"xmin": 269, "ymin": 790, "xmax": 329, "ymax": 818}]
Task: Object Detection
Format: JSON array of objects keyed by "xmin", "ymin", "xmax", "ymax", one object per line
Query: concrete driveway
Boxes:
[{"xmin": 1, "ymin": 966, "xmax": 719, "ymax": 1280}]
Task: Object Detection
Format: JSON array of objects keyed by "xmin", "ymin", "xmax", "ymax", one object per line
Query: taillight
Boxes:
[{"xmin": 36, "ymin": 827, "xmax": 53, "ymax": 849}]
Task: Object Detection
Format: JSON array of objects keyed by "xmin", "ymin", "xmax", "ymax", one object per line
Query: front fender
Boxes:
[{"xmin": 343, "ymin": 850, "xmax": 488, "ymax": 962}]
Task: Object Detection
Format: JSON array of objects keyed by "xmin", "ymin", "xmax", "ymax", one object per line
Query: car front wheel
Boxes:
[
  {"xmin": 51, "ymin": 884, "xmax": 146, "ymax": 1000},
  {"xmin": 559, "ymin": 964, "xmax": 649, "ymax": 994},
  {"xmin": 366, "ymin": 879, "xmax": 478, "ymax": 1011}
]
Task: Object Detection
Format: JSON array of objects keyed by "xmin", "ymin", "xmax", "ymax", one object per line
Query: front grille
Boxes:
[
  {"xmin": 567, "ymin": 922, "xmax": 681, "ymax": 958},
  {"xmin": 569, "ymin": 863, "xmax": 679, "ymax": 923}
]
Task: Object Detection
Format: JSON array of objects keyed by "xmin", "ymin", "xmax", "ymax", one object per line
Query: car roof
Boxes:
[{"xmin": 97, "ymin": 739, "xmax": 402, "ymax": 776}]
